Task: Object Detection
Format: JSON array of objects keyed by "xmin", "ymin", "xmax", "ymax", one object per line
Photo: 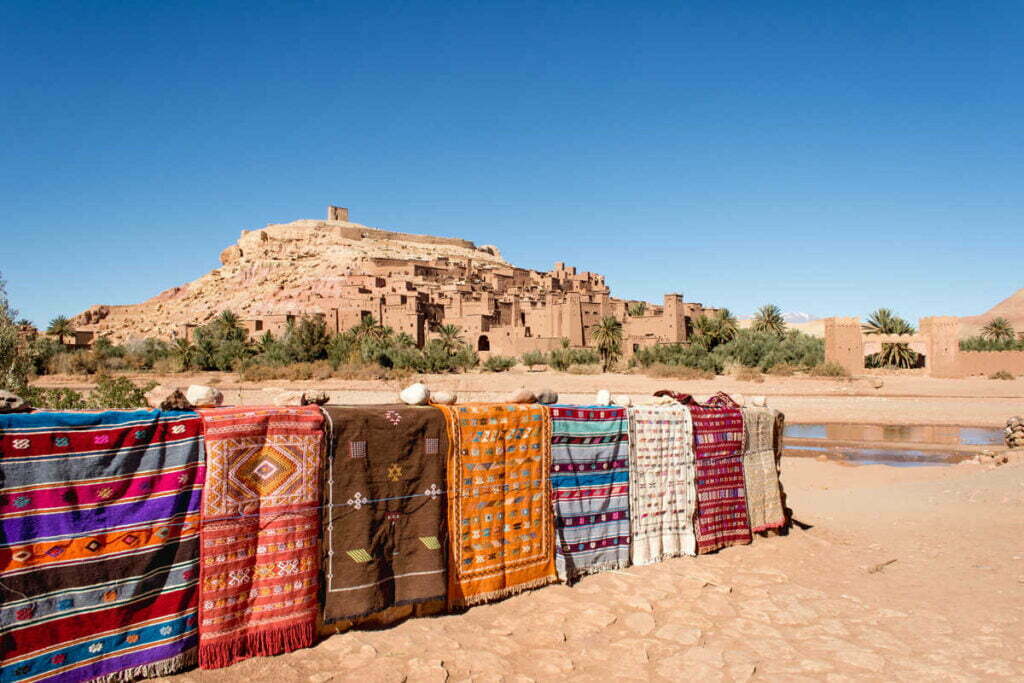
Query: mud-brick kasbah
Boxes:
[{"xmin": 66, "ymin": 206, "xmax": 720, "ymax": 359}]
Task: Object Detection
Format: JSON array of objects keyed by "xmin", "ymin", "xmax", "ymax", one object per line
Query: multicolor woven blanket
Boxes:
[
  {"xmin": 688, "ymin": 394, "xmax": 753, "ymax": 554},
  {"xmin": 549, "ymin": 406, "xmax": 630, "ymax": 583},
  {"xmin": 1, "ymin": 410, "xmax": 204, "ymax": 683},
  {"xmin": 436, "ymin": 404, "xmax": 556, "ymax": 607},
  {"xmin": 321, "ymin": 405, "xmax": 447, "ymax": 621},
  {"xmin": 626, "ymin": 404, "xmax": 697, "ymax": 564},
  {"xmin": 197, "ymin": 406, "xmax": 325, "ymax": 669},
  {"xmin": 741, "ymin": 406, "xmax": 787, "ymax": 533}
]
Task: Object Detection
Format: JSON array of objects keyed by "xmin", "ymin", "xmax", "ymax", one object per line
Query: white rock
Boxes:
[
  {"xmin": 431, "ymin": 390, "xmax": 457, "ymax": 405},
  {"xmin": 595, "ymin": 389, "xmax": 612, "ymax": 406},
  {"xmin": 185, "ymin": 385, "xmax": 223, "ymax": 408},
  {"xmin": 273, "ymin": 390, "xmax": 305, "ymax": 406},
  {"xmin": 509, "ymin": 387, "xmax": 537, "ymax": 403},
  {"xmin": 611, "ymin": 394, "xmax": 632, "ymax": 407},
  {"xmin": 400, "ymin": 383, "xmax": 430, "ymax": 406},
  {"xmin": 749, "ymin": 395, "xmax": 767, "ymax": 407}
]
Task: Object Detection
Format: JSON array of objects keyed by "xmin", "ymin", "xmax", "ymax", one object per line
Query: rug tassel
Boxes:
[{"xmin": 200, "ymin": 622, "xmax": 316, "ymax": 669}]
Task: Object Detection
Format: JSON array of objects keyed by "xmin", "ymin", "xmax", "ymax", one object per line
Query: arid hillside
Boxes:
[
  {"xmin": 71, "ymin": 216, "xmax": 509, "ymax": 343},
  {"xmin": 960, "ymin": 288, "xmax": 1024, "ymax": 336}
]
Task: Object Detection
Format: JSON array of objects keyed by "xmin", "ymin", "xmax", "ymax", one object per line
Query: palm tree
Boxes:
[
  {"xmin": 172, "ymin": 338, "xmax": 196, "ymax": 371},
  {"xmin": 351, "ymin": 314, "xmax": 388, "ymax": 344},
  {"xmin": 591, "ymin": 316, "xmax": 623, "ymax": 372},
  {"xmin": 627, "ymin": 301, "xmax": 647, "ymax": 317},
  {"xmin": 714, "ymin": 308, "xmax": 738, "ymax": 343},
  {"xmin": 47, "ymin": 315, "xmax": 76, "ymax": 345},
  {"xmin": 436, "ymin": 324, "xmax": 464, "ymax": 357},
  {"xmin": 863, "ymin": 308, "xmax": 919, "ymax": 368},
  {"xmin": 752, "ymin": 304, "xmax": 786, "ymax": 337},
  {"xmin": 218, "ymin": 310, "xmax": 240, "ymax": 328},
  {"xmin": 982, "ymin": 317, "xmax": 1015, "ymax": 343}
]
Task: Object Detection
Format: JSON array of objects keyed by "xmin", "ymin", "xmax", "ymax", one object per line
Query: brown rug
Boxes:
[{"xmin": 322, "ymin": 405, "xmax": 448, "ymax": 622}]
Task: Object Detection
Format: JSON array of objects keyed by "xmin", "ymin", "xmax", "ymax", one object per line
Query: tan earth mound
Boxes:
[
  {"xmin": 960, "ymin": 287, "xmax": 1024, "ymax": 337},
  {"xmin": 71, "ymin": 217, "xmax": 509, "ymax": 343}
]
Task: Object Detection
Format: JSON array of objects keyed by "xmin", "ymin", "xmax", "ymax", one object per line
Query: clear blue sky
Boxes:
[{"xmin": 3, "ymin": 1, "xmax": 1022, "ymax": 327}]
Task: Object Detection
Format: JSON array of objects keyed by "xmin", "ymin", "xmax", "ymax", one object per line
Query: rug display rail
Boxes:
[{"xmin": 0, "ymin": 394, "xmax": 787, "ymax": 682}]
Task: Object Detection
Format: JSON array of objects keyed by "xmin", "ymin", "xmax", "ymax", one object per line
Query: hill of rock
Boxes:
[{"xmin": 72, "ymin": 214, "xmax": 509, "ymax": 343}]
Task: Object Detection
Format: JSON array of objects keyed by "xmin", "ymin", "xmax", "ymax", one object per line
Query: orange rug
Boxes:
[{"xmin": 436, "ymin": 404, "xmax": 556, "ymax": 607}]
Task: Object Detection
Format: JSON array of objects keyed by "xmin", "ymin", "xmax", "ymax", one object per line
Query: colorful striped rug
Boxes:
[
  {"xmin": 549, "ymin": 405, "xmax": 630, "ymax": 583},
  {"xmin": 197, "ymin": 406, "xmax": 325, "ymax": 669},
  {"xmin": 626, "ymin": 404, "xmax": 697, "ymax": 564},
  {"xmin": 321, "ymin": 405, "xmax": 448, "ymax": 622},
  {"xmin": 1, "ymin": 409, "xmax": 204, "ymax": 683},
  {"xmin": 436, "ymin": 404, "xmax": 556, "ymax": 607},
  {"xmin": 741, "ymin": 406, "xmax": 787, "ymax": 533},
  {"xmin": 688, "ymin": 394, "xmax": 753, "ymax": 553}
]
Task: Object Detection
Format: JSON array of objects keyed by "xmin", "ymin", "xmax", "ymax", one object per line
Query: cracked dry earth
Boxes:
[{"xmin": 169, "ymin": 457, "xmax": 1024, "ymax": 682}]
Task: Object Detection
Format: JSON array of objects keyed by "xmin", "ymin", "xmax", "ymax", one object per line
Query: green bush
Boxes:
[
  {"xmin": 961, "ymin": 336, "xmax": 1024, "ymax": 352},
  {"xmin": 521, "ymin": 350, "xmax": 547, "ymax": 367},
  {"xmin": 631, "ymin": 343, "xmax": 724, "ymax": 375},
  {"xmin": 283, "ymin": 316, "xmax": 330, "ymax": 362},
  {"xmin": 483, "ymin": 355, "xmax": 516, "ymax": 372},
  {"xmin": 86, "ymin": 376, "xmax": 156, "ymax": 409},
  {"xmin": 712, "ymin": 330, "xmax": 824, "ymax": 372},
  {"xmin": 547, "ymin": 347, "xmax": 599, "ymax": 371},
  {"xmin": 23, "ymin": 386, "xmax": 88, "ymax": 410}
]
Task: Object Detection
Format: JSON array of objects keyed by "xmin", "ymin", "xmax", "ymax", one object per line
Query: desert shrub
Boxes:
[
  {"xmin": 122, "ymin": 338, "xmax": 173, "ymax": 370},
  {"xmin": 47, "ymin": 350, "xmax": 98, "ymax": 375},
  {"xmin": 734, "ymin": 366, "xmax": 765, "ymax": 383},
  {"xmin": 327, "ymin": 332, "xmax": 359, "ymax": 368},
  {"xmin": 238, "ymin": 363, "xmax": 280, "ymax": 382},
  {"xmin": 483, "ymin": 355, "xmax": 516, "ymax": 372},
  {"xmin": 0, "ymin": 273, "xmax": 31, "ymax": 393},
  {"xmin": 643, "ymin": 363, "xmax": 716, "ymax": 380},
  {"xmin": 26, "ymin": 337, "xmax": 64, "ymax": 375},
  {"xmin": 809, "ymin": 361, "xmax": 849, "ymax": 378},
  {"xmin": 286, "ymin": 362, "xmax": 315, "ymax": 381},
  {"xmin": 23, "ymin": 386, "xmax": 88, "ymax": 410},
  {"xmin": 152, "ymin": 356, "xmax": 184, "ymax": 374},
  {"xmin": 989, "ymin": 370, "xmax": 1015, "ymax": 380},
  {"xmin": 547, "ymin": 347, "xmax": 600, "ymax": 371},
  {"xmin": 961, "ymin": 336, "xmax": 1024, "ymax": 352},
  {"xmin": 631, "ymin": 343, "xmax": 723, "ymax": 375},
  {"xmin": 521, "ymin": 350, "xmax": 547, "ymax": 367},
  {"xmin": 567, "ymin": 363, "xmax": 601, "ymax": 375},
  {"xmin": 766, "ymin": 362, "xmax": 797, "ymax": 376},
  {"xmin": 86, "ymin": 376, "xmax": 155, "ymax": 410}
]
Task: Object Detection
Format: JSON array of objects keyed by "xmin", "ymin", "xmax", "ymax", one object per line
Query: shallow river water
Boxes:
[{"xmin": 783, "ymin": 422, "xmax": 1003, "ymax": 467}]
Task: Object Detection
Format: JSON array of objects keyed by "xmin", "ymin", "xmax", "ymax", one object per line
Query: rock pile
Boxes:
[{"xmin": 1005, "ymin": 416, "xmax": 1024, "ymax": 448}]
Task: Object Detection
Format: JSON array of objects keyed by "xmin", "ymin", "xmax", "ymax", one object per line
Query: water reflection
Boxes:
[
  {"xmin": 784, "ymin": 423, "xmax": 1002, "ymax": 446},
  {"xmin": 782, "ymin": 422, "xmax": 1001, "ymax": 467}
]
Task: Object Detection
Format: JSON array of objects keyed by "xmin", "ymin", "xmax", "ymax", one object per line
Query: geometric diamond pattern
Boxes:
[{"xmin": 204, "ymin": 434, "xmax": 321, "ymax": 516}]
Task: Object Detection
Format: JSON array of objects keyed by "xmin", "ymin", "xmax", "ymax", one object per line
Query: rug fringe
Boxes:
[
  {"xmin": 92, "ymin": 648, "xmax": 197, "ymax": 682},
  {"xmin": 199, "ymin": 622, "xmax": 316, "ymax": 669},
  {"xmin": 453, "ymin": 575, "xmax": 557, "ymax": 608},
  {"xmin": 564, "ymin": 560, "xmax": 630, "ymax": 584}
]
